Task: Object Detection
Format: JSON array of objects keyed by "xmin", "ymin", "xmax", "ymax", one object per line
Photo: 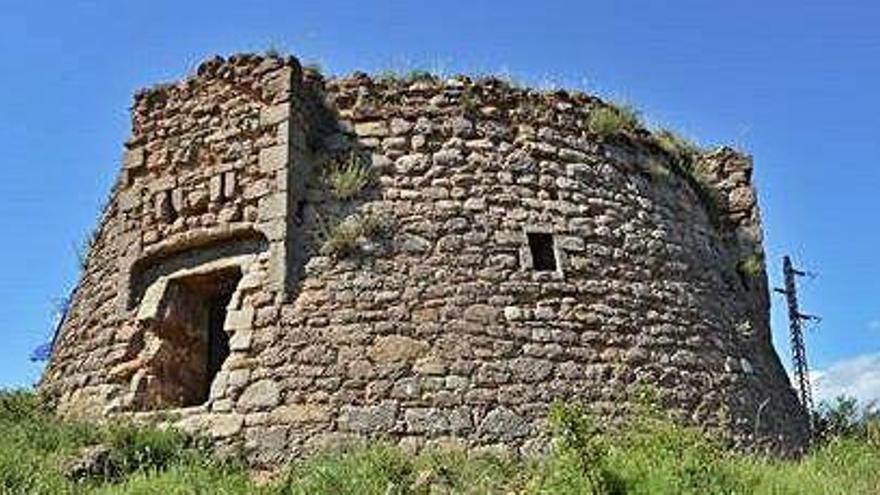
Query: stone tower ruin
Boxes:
[{"xmin": 39, "ymin": 53, "xmax": 809, "ymax": 463}]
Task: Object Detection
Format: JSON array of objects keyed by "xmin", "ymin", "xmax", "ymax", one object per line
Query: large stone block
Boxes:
[
  {"xmin": 225, "ymin": 308, "xmax": 254, "ymax": 331},
  {"xmin": 259, "ymin": 144, "xmax": 288, "ymax": 173},
  {"xmin": 354, "ymin": 121, "xmax": 389, "ymax": 138},
  {"xmin": 339, "ymin": 402, "xmax": 397, "ymax": 434},
  {"xmin": 404, "ymin": 408, "xmax": 450, "ymax": 435},
  {"xmin": 270, "ymin": 403, "xmax": 331, "ymax": 425},
  {"xmin": 210, "ymin": 414, "xmax": 244, "ymax": 437},
  {"xmin": 369, "ymin": 335, "xmax": 429, "ymax": 364},
  {"xmin": 261, "ymin": 102, "xmax": 290, "ymax": 127},
  {"xmin": 123, "ymin": 147, "xmax": 145, "ymax": 170},
  {"xmin": 238, "ymin": 379, "xmax": 281, "ymax": 412},
  {"xmin": 257, "ymin": 192, "xmax": 287, "ymax": 221},
  {"xmin": 478, "ymin": 407, "xmax": 532, "ymax": 441}
]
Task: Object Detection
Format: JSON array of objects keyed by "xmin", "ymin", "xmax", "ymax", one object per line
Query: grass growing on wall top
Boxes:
[
  {"xmin": 586, "ymin": 103, "xmax": 642, "ymax": 137},
  {"xmin": 3, "ymin": 389, "xmax": 880, "ymax": 494},
  {"xmin": 650, "ymin": 127, "xmax": 728, "ymax": 226}
]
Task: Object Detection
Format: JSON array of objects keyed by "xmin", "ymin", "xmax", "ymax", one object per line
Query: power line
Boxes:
[{"xmin": 774, "ymin": 255, "xmax": 818, "ymax": 439}]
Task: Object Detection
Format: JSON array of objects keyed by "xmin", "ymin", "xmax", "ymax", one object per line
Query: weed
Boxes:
[
  {"xmin": 654, "ymin": 128, "xmax": 701, "ymax": 170},
  {"xmin": 319, "ymin": 211, "xmax": 390, "ymax": 257},
  {"xmin": 141, "ymin": 88, "xmax": 169, "ymax": 113},
  {"xmin": 735, "ymin": 319, "xmax": 754, "ymax": 337},
  {"xmin": 497, "ymin": 71, "xmax": 524, "ymax": 88},
  {"xmin": 546, "ymin": 402, "xmax": 620, "ymax": 493},
  {"xmin": 645, "ymin": 158, "xmax": 672, "ymax": 181},
  {"xmin": 327, "ymin": 150, "xmax": 375, "ymax": 201},
  {"xmin": 587, "ymin": 103, "xmax": 641, "ymax": 137},
  {"xmin": 74, "ymin": 231, "xmax": 97, "ymax": 272},
  {"xmin": 404, "ymin": 69, "xmax": 435, "ymax": 83},
  {"xmin": 376, "ymin": 70, "xmax": 399, "ymax": 84},
  {"xmin": 264, "ymin": 44, "xmax": 285, "ymax": 58},
  {"xmin": 651, "ymin": 128, "xmax": 726, "ymax": 226},
  {"xmin": 4, "ymin": 388, "xmax": 880, "ymax": 494},
  {"xmin": 737, "ymin": 253, "xmax": 764, "ymax": 280},
  {"xmin": 303, "ymin": 62, "xmax": 323, "ymax": 73}
]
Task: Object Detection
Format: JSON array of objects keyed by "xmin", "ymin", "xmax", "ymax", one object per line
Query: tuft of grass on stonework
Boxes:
[
  {"xmin": 319, "ymin": 211, "xmax": 389, "ymax": 257},
  {"xmin": 302, "ymin": 62, "xmax": 323, "ymax": 74},
  {"xmin": 3, "ymin": 389, "xmax": 880, "ymax": 494},
  {"xmin": 737, "ymin": 253, "xmax": 765, "ymax": 279},
  {"xmin": 586, "ymin": 103, "xmax": 641, "ymax": 137},
  {"xmin": 327, "ymin": 151, "xmax": 375, "ymax": 201},
  {"xmin": 654, "ymin": 128, "xmax": 702, "ymax": 170},
  {"xmin": 263, "ymin": 44, "xmax": 285, "ymax": 59},
  {"xmin": 651, "ymin": 128, "xmax": 725, "ymax": 226},
  {"xmin": 375, "ymin": 70, "xmax": 400, "ymax": 84},
  {"xmin": 404, "ymin": 69, "xmax": 435, "ymax": 83}
]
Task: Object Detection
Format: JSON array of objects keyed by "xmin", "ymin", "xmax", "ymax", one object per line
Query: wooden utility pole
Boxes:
[{"xmin": 774, "ymin": 255, "xmax": 819, "ymax": 434}]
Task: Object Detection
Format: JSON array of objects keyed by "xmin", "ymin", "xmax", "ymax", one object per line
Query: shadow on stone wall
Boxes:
[{"xmin": 286, "ymin": 73, "xmax": 393, "ymax": 303}]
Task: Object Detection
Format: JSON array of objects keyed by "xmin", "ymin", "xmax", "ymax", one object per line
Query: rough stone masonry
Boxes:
[{"xmin": 39, "ymin": 53, "xmax": 809, "ymax": 465}]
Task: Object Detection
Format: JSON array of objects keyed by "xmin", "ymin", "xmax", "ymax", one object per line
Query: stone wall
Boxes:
[
  {"xmin": 39, "ymin": 53, "xmax": 809, "ymax": 465},
  {"xmin": 41, "ymin": 54, "xmax": 305, "ymax": 414}
]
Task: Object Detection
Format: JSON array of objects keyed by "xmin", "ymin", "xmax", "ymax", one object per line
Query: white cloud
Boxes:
[{"xmin": 810, "ymin": 353, "xmax": 880, "ymax": 406}]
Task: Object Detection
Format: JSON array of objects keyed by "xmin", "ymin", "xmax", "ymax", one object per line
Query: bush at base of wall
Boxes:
[{"xmin": 2, "ymin": 390, "xmax": 879, "ymax": 494}]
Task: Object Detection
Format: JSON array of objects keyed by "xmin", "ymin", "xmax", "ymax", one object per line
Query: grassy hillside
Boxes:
[{"xmin": 1, "ymin": 390, "xmax": 878, "ymax": 494}]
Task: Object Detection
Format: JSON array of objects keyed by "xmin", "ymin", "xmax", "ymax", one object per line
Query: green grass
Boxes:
[
  {"xmin": 0, "ymin": 390, "xmax": 240, "ymax": 494},
  {"xmin": 649, "ymin": 128, "xmax": 727, "ymax": 226},
  {"xmin": 737, "ymin": 253, "xmax": 765, "ymax": 280},
  {"xmin": 326, "ymin": 150, "xmax": 375, "ymax": 201},
  {"xmin": 318, "ymin": 211, "xmax": 389, "ymax": 257},
  {"xmin": 2, "ymin": 390, "xmax": 879, "ymax": 494},
  {"xmin": 586, "ymin": 103, "xmax": 641, "ymax": 137},
  {"xmin": 653, "ymin": 128, "xmax": 702, "ymax": 169}
]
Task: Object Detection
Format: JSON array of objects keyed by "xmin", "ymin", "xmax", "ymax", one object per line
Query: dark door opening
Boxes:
[
  {"xmin": 133, "ymin": 267, "xmax": 241, "ymax": 410},
  {"xmin": 207, "ymin": 289, "xmax": 233, "ymax": 388}
]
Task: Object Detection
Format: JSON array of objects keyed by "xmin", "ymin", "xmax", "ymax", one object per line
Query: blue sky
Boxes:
[{"xmin": 1, "ymin": 1, "xmax": 878, "ymax": 403}]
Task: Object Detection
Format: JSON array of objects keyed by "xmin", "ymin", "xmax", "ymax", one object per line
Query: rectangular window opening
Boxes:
[{"xmin": 527, "ymin": 232, "xmax": 558, "ymax": 272}]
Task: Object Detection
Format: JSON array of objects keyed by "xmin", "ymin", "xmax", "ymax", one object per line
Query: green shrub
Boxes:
[
  {"xmin": 737, "ymin": 253, "xmax": 764, "ymax": 280},
  {"xmin": 89, "ymin": 459, "xmax": 258, "ymax": 495},
  {"xmin": 654, "ymin": 128, "xmax": 701, "ymax": 170},
  {"xmin": 264, "ymin": 44, "xmax": 285, "ymax": 58},
  {"xmin": 319, "ymin": 211, "xmax": 389, "ymax": 257},
  {"xmin": 303, "ymin": 62, "xmax": 323, "ymax": 73},
  {"xmin": 405, "ymin": 69, "xmax": 435, "ymax": 83},
  {"xmin": 460, "ymin": 88, "xmax": 480, "ymax": 116},
  {"xmin": 651, "ymin": 129, "xmax": 726, "ymax": 226},
  {"xmin": 645, "ymin": 158, "xmax": 672, "ymax": 181},
  {"xmin": 319, "ymin": 217, "xmax": 362, "ymax": 257},
  {"xmin": 327, "ymin": 150, "xmax": 375, "ymax": 201},
  {"xmin": 0, "ymin": 389, "xmax": 231, "ymax": 493},
  {"xmin": 283, "ymin": 444, "xmax": 413, "ymax": 495},
  {"xmin": 814, "ymin": 396, "xmax": 880, "ymax": 445},
  {"xmin": 0, "ymin": 389, "xmax": 44, "ymax": 422},
  {"xmin": 543, "ymin": 402, "xmax": 620, "ymax": 494},
  {"xmin": 102, "ymin": 423, "xmax": 194, "ymax": 478},
  {"xmin": 3, "ymin": 388, "xmax": 880, "ymax": 494},
  {"xmin": 605, "ymin": 414, "xmax": 751, "ymax": 494},
  {"xmin": 587, "ymin": 104, "xmax": 641, "ymax": 137}
]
